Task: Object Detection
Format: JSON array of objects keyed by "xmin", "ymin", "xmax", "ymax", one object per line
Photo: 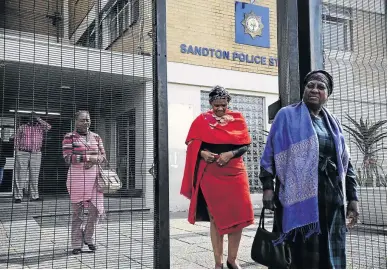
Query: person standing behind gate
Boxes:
[
  {"xmin": 259, "ymin": 70, "xmax": 359, "ymax": 269},
  {"xmin": 14, "ymin": 114, "xmax": 51, "ymax": 203},
  {"xmin": 181, "ymin": 86, "xmax": 254, "ymax": 269},
  {"xmin": 62, "ymin": 110, "xmax": 106, "ymax": 255}
]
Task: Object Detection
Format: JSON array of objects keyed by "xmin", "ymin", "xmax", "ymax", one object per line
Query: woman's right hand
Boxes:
[
  {"xmin": 200, "ymin": 150, "xmax": 217, "ymax": 163},
  {"xmin": 263, "ymin": 189, "xmax": 275, "ymax": 210},
  {"xmin": 89, "ymin": 155, "xmax": 99, "ymax": 164}
]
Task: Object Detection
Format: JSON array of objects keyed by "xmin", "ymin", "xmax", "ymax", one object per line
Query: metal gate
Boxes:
[
  {"xmin": 276, "ymin": 0, "xmax": 386, "ymax": 268},
  {"xmin": 321, "ymin": 1, "xmax": 386, "ymax": 268},
  {"xmin": 0, "ymin": 0, "xmax": 168, "ymax": 268}
]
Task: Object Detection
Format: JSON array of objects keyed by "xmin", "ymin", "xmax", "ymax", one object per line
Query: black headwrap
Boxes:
[
  {"xmin": 208, "ymin": 85, "xmax": 231, "ymax": 103},
  {"xmin": 304, "ymin": 70, "xmax": 334, "ymax": 96}
]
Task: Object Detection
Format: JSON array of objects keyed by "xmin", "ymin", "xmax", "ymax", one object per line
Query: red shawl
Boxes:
[{"xmin": 180, "ymin": 110, "xmax": 251, "ymax": 199}]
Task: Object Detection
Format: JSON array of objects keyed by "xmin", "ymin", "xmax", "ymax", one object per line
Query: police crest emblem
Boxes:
[{"xmin": 242, "ymin": 11, "xmax": 264, "ymax": 39}]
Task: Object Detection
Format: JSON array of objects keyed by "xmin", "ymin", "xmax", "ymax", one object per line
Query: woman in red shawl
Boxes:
[{"xmin": 181, "ymin": 86, "xmax": 254, "ymax": 269}]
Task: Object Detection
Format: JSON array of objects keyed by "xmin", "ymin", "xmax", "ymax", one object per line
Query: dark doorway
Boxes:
[
  {"xmin": 116, "ymin": 109, "xmax": 136, "ymax": 192},
  {"xmin": 39, "ymin": 116, "xmax": 71, "ymax": 196},
  {"xmin": 0, "ymin": 124, "xmax": 15, "ymax": 193}
]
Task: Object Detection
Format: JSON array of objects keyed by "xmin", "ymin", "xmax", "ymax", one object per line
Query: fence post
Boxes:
[
  {"xmin": 153, "ymin": 0, "xmax": 170, "ymax": 268},
  {"xmin": 297, "ymin": 0, "xmax": 323, "ymax": 96},
  {"xmin": 269, "ymin": 0, "xmax": 323, "ymax": 120}
]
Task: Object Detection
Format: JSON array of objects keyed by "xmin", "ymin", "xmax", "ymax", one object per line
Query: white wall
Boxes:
[
  {"xmin": 167, "ymin": 62, "xmax": 279, "ymax": 212},
  {"xmin": 135, "ymin": 82, "xmax": 155, "ymax": 211}
]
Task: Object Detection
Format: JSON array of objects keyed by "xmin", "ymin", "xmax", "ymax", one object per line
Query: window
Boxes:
[
  {"xmin": 104, "ymin": 0, "xmax": 140, "ymax": 44},
  {"xmin": 76, "ymin": 21, "xmax": 97, "ymax": 48},
  {"xmin": 322, "ymin": 5, "xmax": 353, "ymax": 51}
]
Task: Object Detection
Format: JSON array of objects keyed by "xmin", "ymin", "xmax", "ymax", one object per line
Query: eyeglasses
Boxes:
[{"xmin": 306, "ymin": 81, "xmax": 327, "ymax": 92}]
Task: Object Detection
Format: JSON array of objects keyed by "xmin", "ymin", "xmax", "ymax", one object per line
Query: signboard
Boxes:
[
  {"xmin": 180, "ymin": 44, "xmax": 278, "ymax": 67},
  {"xmin": 235, "ymin": 1, "xmax": 270, "ymax": 48}
]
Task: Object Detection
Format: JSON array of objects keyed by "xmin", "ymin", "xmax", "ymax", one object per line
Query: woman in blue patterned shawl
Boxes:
[{"xmin": 259, "ymin": 70, "xmax": 359, "ymax": 269}]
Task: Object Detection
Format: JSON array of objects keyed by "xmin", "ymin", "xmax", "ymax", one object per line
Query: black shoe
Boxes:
[
  {"xmin": 30, "ymin": 198, "xmax": 43, "ymax": 202},
  {"xmin": 86, "ymin": 243, "xmax": 96, "ymax": 251},
  {"xmin": 84, "ymin": 240, "xmax": 96, "ymax": 251},
  {"xmin": 226, "ymin": 261, "xmax": 240, "ymax": 269},
  {"xmin": 82, "ymin": 231, "xmax": 96, "ymax": 251},
  {"xmin": 72, "ymin": 248, "xmax": 82, "ymax": 255},
  {"xmin": 14, "ymin": 199, "xmax": 22, "ymax": 204}
]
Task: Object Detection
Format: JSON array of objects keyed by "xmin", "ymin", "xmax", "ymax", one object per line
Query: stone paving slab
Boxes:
[
  {"xmin": 171, "ymin": 240, "xmax": 210, "ymax": 256},
  {"xmin": 174, "ymin": 249, "xmax": 215, "ymax": 268},
  {"xmin": 171, "ymin": 256, "xmax": 206, "ymax": 269}
]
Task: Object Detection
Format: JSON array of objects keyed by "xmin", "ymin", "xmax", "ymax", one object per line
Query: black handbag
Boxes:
[{"xmin": 251, "ymin": 208, "xmax": 291, "ymax": 269}]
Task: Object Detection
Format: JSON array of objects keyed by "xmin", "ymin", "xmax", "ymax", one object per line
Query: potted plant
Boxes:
[{"xmin": 342, "ymin": 114, "xmax": 387, "ymax": 226}]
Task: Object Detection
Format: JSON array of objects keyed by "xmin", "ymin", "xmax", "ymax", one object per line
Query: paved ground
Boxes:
[
  {"xmin": 170, "ymin": 213, "xmax": 387, "ymax": 269},
  {"xmin": 170, "ymin": 216, "xmax": 265, "ymax": 269},
  {"xmin": 0, "ymin": 198, "xmax": 386, "ymax": 269}
]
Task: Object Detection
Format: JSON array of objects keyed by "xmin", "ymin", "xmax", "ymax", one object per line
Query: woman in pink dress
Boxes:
[{"xmin": 62, "ymin": 110, "xmax": 106, "ymax": 255}]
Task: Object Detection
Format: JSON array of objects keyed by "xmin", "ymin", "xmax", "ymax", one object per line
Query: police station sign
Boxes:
[
  {"xmin": 179, "ymin": 44, "xmax": 278, "ymax": 67},
  {"xmin": 235, "ymin": 1, "xmax": 270, "ymax": 48}
]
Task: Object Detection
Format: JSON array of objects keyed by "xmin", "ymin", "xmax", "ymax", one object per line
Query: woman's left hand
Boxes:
[
  {"xmin": 216, "ymin": 151, "xmax": 234, "ymax": 167},
  {"xmin": 97, "ymin": 155, "xmax": 106, "ymax": 164},
  {"xmin": 89, "ymin": 155, "xmax": 105, "ymax": 165}
]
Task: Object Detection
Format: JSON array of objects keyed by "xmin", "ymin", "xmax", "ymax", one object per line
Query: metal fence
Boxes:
[
  {"xmin": 321, "ymin": 0, "xmax": 386, "ymax": 268},
  {"xmin": 275, "ymin": 0, "xmax": 386, "ymax": 268},
  {"xmin": 0, "ymin": 0, "xmax": 168, "ymax": 268}
]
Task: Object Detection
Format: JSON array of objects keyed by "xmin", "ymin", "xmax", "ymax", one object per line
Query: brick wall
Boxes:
[{"xmin": 166, "ymin": 0, "xmax": 278, "ymax": 76}]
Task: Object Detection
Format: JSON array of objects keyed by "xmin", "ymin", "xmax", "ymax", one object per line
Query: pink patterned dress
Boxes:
[{"xmin": 62, "ymin": 131, "xmax": 105, "ymax": 215}]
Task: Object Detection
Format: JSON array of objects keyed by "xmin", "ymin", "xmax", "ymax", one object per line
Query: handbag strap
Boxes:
[
  {"xmin": 272, "ymin": 177, "xmax": 284, "ymax": 232},
  {"xmin": 259, "ymin": 208, "xmax": 266, "ymax": 229},
  {"xmin": 259, "ymin": 208, "xmax": 283, "ymax": 231}
]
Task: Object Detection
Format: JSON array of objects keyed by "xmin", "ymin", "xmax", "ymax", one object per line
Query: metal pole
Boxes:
[
  {"xmin": 153, "ymin": 0, "xmax": 170, "ymax": 268},
  {"xmin": 269, "ymin": 0, "xmax": 301, "ymax": 122},
  {"xmin": 278, "ymin": 0, "xmax": 301, "ymax": 106},
  {"xmin": 308, "ymin": 0, "xmax": 323, "ymax": 71},
  {"xmin": 269, "ymin": 0, "xmax": 323, "ymax": 121},
  {"xmin": 298, "ymin": 0, "xmax": 323, "ymax": 97}
]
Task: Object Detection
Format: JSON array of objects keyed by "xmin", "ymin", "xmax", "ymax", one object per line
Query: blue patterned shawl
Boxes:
[{"xmin": 260, "ymin": 102, "xmax": 349, "ymax": 243}]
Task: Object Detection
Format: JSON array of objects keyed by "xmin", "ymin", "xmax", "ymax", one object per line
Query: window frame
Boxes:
[
  {"xmin": 322, "ymin": 5, "xmax": 353, "ymax": 52},
  {"xmin": 105, "ymin": 0, "xmax": 140, "ymax": 45},
  {"xmin": 76, "ymin": 21, "xmax": 97, "ymax": 48}
]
